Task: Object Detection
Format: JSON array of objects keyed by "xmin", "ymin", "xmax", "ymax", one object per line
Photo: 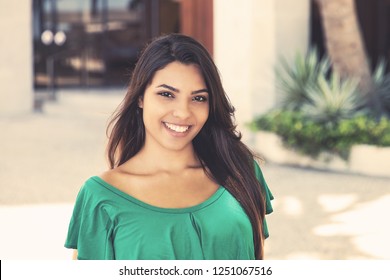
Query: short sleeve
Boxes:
[
  {"xmin": 253, "ymin": 161, "xmax": 274, "ymax": 238},
  {"xmin": 64, "ymin": 180, "xmax": 115, "ymax": 260}
]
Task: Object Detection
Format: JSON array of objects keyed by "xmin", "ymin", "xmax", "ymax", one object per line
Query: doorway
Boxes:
[{"xmin": 33, "ymin": 0, "xmax": 181, "ymax": 89}]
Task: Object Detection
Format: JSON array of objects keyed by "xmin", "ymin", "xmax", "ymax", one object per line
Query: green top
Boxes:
[{"xmin": 64, "ymin": 162, "xmax": 274, "ymax": 260}]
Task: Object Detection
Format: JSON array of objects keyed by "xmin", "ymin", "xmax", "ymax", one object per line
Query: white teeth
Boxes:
[{"xmin": 164, "ymin": 122, "xmax": 190, "ymax": 133}]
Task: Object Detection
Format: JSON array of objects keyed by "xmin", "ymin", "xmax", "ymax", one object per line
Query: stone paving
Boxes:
[{"xmin": 1, "ymin": 90, "xmax": 389, "ymax": 260}]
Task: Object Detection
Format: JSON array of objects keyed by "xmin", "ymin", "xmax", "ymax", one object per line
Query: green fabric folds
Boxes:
[{"xmin": 65, "ymin": 162, "xmax": 273, "ymax": 260}]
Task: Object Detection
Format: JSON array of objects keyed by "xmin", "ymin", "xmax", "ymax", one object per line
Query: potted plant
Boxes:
[{"xmin": 250, "ymin": 49, "xmax": 390, "ymax": 177}]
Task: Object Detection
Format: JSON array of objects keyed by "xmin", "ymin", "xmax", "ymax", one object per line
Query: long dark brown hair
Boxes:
[{"xmin": 106, "ymin": 34, "xmax": 266, "ymax": 259}]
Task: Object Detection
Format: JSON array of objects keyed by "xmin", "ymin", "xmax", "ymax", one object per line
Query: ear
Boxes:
[{"xmin": 138, "ymin": 96, "xmax": 144, "ymax": 108}]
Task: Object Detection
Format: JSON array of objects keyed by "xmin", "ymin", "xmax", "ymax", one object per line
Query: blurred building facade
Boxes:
[
  {"xmin": 0, "ymin": 1, "xmax": 34, "ymax": 115},
  {"xmin": 0, "ymin": 0, "xmax": 308, "ymax": 125},
  {"xmin": 1, "ymin": 0, "xmax": 388, "ymax": 127},
  {"xmin": 32, "ymin": 0, "xmax": 183, "ymax": 89}
]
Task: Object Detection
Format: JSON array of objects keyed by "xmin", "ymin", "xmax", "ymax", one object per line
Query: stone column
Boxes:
[
  {"xmin": 0, "ymin": 0, "xmax": 33, "ymax": 115},
  {"xmin": 214, "ymin": 0, "xmax": 310, "ymax": 143},
  {"xmin": 214, "ymin": 0, "xmax": 276, "ymax": 145},
  {"xmin": 275, "ymin": 0, "xmax": 310, "ymax": 60}
]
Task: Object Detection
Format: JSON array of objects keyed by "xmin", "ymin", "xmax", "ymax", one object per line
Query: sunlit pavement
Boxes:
[
  {"xmin": 0, "ymin": 90, "xmax": 124, "ymax": 260},
  {"xmin": 1, "ymin": 90, "xmax": 389, "ymax": 260},
  {"xmin": 313, "ymin": 195, "xmax": 390, "ymax": 259},
  {"xmin": 0, "ymin": 204, "xmax": 74, "ymax": 259},
  {"xmin": 269, "ymin": 193, "xmax": 390, "ymax": 259},
  {"xmin": 264, "ymin": 165, "xmax": 390, "ymax": 260}
]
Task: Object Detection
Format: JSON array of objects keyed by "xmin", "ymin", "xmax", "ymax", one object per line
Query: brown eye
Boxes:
[
  {"xmin": 193, "ymin": 95, "xmax": 208, "ymax": 102},
  {"xmin": 158, "ymin": 92, "xmax": 174, "ymax": 98}
]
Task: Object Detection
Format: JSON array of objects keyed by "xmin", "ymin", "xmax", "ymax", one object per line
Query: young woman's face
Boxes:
[{"xmin": 139, "ymin": 61, "xmax": 209, "ymax": 153}]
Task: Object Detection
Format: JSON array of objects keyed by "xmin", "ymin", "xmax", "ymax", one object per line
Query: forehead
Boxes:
[{"xmin": 150, "ymin": 61, "xmax": 206, "ymax": 87}]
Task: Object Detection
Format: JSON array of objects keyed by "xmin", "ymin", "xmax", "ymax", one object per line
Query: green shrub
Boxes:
[
  {"xmin": 255, "ymin": 49, "xmax": 390, "ymax": 159},
  {"xmin": 251, "ymin": 111, "xmax": 390, "ymax": 159}
]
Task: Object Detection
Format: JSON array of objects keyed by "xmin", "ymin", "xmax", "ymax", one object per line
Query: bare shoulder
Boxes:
[
  {"xmin": 97, "ymin": 165, "xmax": 146, "ymax": 196},
  {"xmin": 98, "ymin": 168, "xmax": 129, "ymax": 188},
  {"xmin": 99, "ymin": 169, "xmax": 118, "ymax": 182}
]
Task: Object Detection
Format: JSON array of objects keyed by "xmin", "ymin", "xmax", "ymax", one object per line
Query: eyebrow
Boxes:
[{"xmin": 157, "ymin": 84, "xmax": 208, "ymax": 95}]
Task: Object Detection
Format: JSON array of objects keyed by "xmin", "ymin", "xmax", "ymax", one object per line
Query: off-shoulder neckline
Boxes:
[{"xmin": 89, "ymin": 176, "xmax": 226, "ymax": 214}]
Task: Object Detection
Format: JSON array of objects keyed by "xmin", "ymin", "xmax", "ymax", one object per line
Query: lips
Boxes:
[{"xmin": 163, "ymin": 122, "xmax": 191, "ymax": 133}]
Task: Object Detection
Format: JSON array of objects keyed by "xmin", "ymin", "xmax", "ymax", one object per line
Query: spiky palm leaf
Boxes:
[
  {"xmin": 372, "ymin": 59, "xmax": 390, "ymax": 116},
  {"xmin": 301, "ymin": 72, "xmax": 362, "ymax": 126},
  {"xmin": 275, "ymin": 48, "xmax": 330, "ymax": 110}
]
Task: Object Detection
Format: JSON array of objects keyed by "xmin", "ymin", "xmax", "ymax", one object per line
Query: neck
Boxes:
[{"xmin": 132, "ymin": 142, "xmax": 201, "ymax": 173}]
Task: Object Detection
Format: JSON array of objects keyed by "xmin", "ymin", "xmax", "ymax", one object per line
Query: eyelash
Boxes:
[
  {"xmin": 158, "ymin": 91, "xmax": 174, "ymax": 98},
  {"xmin": 193, "ymin": 96, "xmax": 208, "ymax": 102},
  {"xmin": 157, "ymin": 92, "xmax": 208, "ymax": 103}
]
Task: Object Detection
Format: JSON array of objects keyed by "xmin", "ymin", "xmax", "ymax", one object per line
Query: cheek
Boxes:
[
  {"xmin": 143, "ymin": 95, "xmax": 168, "ymax": 114},
  {"xmin": 195, "ymin": 107, "xmax": 209, "ymax": 128},
  {"xmin": 143, "ymin": 108, "xmax": 158, "ymax": 123},
  {"xmin": 202, "ymin": 106, "xmax": 210, "ymax": 122}
]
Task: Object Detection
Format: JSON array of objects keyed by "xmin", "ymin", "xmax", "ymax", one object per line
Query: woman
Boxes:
[{"xmin": 65, "ymin": 34, "xmax": 273, "ymax": 260}]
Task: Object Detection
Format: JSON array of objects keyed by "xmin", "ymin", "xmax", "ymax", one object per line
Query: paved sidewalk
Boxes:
[
  {"xmin": 1, "ymin": 90, "xmax": 389, "ymax": 260},
  {"xmin": 0, "ymin": 203, "xmax": 74, "ymax": 259},
  {"xmin": 264, "ymin": 165, "xmax": 390, "ymax": 260},
  {"xmin": 0, "ymin": 90, "xmax": 124, "ymax": 260}
]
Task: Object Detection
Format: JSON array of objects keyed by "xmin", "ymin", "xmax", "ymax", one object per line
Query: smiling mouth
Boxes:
[{"xmin": 163, "ymin": 122, "xmax": 191, "ymax": 133}]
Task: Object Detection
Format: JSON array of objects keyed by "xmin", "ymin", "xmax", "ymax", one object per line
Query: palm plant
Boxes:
[
  {"xmin": 372, "ymin": 60, "xmax": 390, "ymax": 117},
  {"xmin": 275, "ymin": 48, "xmax": 330, "ymax": 110},
  {"xmin": 301, "ymin": 72, "xmax": 363, "ymax": 127},
  {"xmin": 253, "ymin": 49, "xmax": 390, "ymax": 159}
]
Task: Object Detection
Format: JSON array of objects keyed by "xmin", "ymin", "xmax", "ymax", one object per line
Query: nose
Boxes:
[{"xmin": 172, "ymin": 100, "xmax": 191, "ymax": 119}]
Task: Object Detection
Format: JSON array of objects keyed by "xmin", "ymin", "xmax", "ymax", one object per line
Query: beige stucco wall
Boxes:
[
  {"xmin": 275, "ymin": 0, "xmax": 310, "ymax": 59},
  {"xmin": 0, "ymin": 1, "xmax": 33, "ymax": 115},
  {"xmin": 214, "ymin": 0, "xmax": 310, "ymax": 142}
]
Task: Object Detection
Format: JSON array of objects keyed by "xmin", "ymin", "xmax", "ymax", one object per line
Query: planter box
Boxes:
[
  {"xmin": 349, "ymin": 145, "xmax": 390, "ymax": 177},
  {"xmin": 254, "ymin": 131, "xmax": 390, "ymax": 178}
]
